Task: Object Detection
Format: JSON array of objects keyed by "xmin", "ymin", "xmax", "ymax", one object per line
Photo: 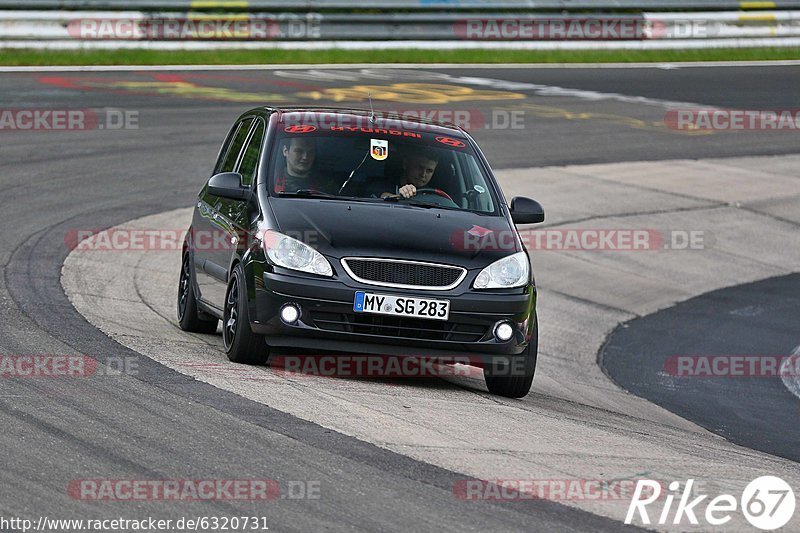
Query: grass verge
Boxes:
[{"xmin": 0, "ymin": 47, "xmax": 798, "ymax": 66}]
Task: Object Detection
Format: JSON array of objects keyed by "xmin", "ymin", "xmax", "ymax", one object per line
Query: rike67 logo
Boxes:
[{"xmin": 626, "ymin": 476, "xmax": 795, "ymax": 530}]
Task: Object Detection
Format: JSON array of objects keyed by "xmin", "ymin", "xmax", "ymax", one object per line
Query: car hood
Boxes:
[{"xmin": 267, "ymin": 198, "xmax": 519, "ymax": 268}]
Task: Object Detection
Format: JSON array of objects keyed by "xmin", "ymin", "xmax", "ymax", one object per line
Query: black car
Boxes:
[{"xmin": 178, "ymin": 107, "xmax": 545, "ymax": 398}]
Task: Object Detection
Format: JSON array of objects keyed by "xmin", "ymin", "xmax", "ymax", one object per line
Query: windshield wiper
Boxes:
[
  {"xmin": 381, "ymin": 195, "xmax": 458, "ymax": 209},
  {"xmin": 278, "ymin": 189, "xmax": 379, "ymax": 203},
  {"xmin": 401, "ymin": 200, "xmax": 461, "ymax": 211},
  {"xmin": 278, "ymin": 189, "xmax": 339, "ymax": 198}
]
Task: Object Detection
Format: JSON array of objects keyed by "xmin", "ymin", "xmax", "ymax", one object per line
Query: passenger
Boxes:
[{"xmin": 274, "ymin": 138, "xmax": 335, "ymax": 194}]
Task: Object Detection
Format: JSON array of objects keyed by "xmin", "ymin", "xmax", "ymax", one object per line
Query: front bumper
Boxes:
[{"xmin": 249, "ymin": 267, "xmax": 536, "ymax": 364}]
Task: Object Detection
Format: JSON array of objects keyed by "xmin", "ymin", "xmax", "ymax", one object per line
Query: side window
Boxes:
[
  {"xmin": 459, "ymin": 153, "xmax": 496, "ymax": 213},
  {"xmin": 236, "ymin": 120, "xmax": 265, "ymax": 187},
  {"xmin": 219, "ymin": 118, "xmax": 254, "ymax": 173}
]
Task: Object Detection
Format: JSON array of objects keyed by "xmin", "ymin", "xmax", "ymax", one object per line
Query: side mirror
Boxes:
[
  {"xmin": 510, "ymin": 197, "xmax": 545, "ymax": 224},
  {"xmin": 207, "ymin": 172, "xmax": 249, "ymax": 201}
]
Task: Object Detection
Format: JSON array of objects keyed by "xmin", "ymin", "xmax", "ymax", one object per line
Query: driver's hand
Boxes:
[{"xmin": 398, "ymin": 184, "xmax": 416, "ymax": 199}]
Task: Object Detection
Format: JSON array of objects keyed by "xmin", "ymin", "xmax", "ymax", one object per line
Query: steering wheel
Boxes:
[
  {"xmin": 401, "ymin": 187, "xmax": 459, "ymax": 209},
  {"xmin": 414, "ymin": 188, "xmax": 453, "ymax": 201}
]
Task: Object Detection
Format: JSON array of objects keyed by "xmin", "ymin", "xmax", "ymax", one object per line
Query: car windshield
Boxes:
[{"xmin": 267, "ymin": 118, "xmax": 499, "ymax": 214}]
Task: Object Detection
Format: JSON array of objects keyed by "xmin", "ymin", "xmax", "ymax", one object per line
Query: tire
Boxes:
[
  {"xmin": 484, "ymin": 319, "xmax": 538, "ymax": 398},
  {"xmin": 223, "ymin": 263, "xmax": 269, "ymax": 365},
  {"xmin": 178, "ymin": 252, "xmax": 219, "ymax": 334}
]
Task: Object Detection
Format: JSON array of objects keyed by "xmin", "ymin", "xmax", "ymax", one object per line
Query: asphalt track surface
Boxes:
[
  {"xmin": 602, "ymin": 273, "xmax": 800, "ymax": 463},
  {"xmin": 1, "ymin": 64, "xmax": 799, "ymax": 531}
]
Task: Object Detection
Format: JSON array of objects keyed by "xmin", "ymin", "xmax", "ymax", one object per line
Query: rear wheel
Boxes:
[
  {"xmin": 223, "ymin": 263, "xmax": 269, "ymax": 365},
  {"xmin": 177, "ymin": 252, "xmax": 218, "ymax": 334},
  {"xmin": 484, "ymin": 319, "xmax": 538, "ymax": 398}
]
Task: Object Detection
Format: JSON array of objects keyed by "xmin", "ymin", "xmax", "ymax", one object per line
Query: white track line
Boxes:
[{"xmin": 780, "ymin": 344, "xmax": 800, "ymax": 401}]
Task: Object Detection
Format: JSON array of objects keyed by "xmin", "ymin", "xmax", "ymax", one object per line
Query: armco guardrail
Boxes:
[
  {"xmin": 1, "ymin": 0, "xmax": 800, "ymax": 10},
  {"xmin": 2, "ymin": 10, "xmax": 800, "ymax": 41}
]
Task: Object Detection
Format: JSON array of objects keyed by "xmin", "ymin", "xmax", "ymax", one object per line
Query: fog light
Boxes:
[
  {"xmin": 494, "ymin": 322, "xmax": 514, "ymax": 342},
  {"xmin": 280, "ymin": 304, "xmax": 301, "ymax": 324}
]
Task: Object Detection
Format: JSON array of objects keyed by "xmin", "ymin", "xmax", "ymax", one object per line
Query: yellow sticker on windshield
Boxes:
[{"xmin": 370, "ymin": 139, "xmax": 388, "ymax": 161}]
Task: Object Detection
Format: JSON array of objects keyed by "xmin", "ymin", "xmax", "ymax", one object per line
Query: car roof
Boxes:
[{"xmin": 252, "ymin": 106, "xmax": 469, "ymax": 138}]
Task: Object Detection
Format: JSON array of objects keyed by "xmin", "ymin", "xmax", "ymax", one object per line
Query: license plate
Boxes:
[{"xmin": 353, "ymin": 291, "xmax": 450, "ymax": 321}]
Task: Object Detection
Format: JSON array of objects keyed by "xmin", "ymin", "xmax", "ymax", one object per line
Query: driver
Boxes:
[{"xmin": 380, "ymin": 149, "xmax": 439, "ymax": 199}]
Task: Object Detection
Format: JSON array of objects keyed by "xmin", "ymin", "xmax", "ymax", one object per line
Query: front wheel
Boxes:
[
  {"xmin": 223, "ymin": 264, "xmax": 269, "ymax": 365},
  {"xmin": 484, "ymin": 320, "xmax": 537, "ymax": 398}
]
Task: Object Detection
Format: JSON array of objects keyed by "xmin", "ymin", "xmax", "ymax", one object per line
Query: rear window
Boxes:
[{"xmin": 268, "ymin": 122, "xmax": 499, "ymax": 214}]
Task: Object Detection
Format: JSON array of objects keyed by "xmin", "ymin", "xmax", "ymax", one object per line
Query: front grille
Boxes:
[
  {"xmin": 312, "ymin": 312, "xmax": 487, "ymax": 343},
  {"xmin": 342, "ymin": 258, "xmax": 465, "ymax": 290}
]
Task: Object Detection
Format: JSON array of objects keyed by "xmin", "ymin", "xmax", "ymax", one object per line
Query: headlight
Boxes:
[
  {"xmin": 261, "ymin": 229, "xmax": 333, "ymax": 277},
  {"xmin": 473, "ymin": 251, "xmax": 529, "ymax": 289}
]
